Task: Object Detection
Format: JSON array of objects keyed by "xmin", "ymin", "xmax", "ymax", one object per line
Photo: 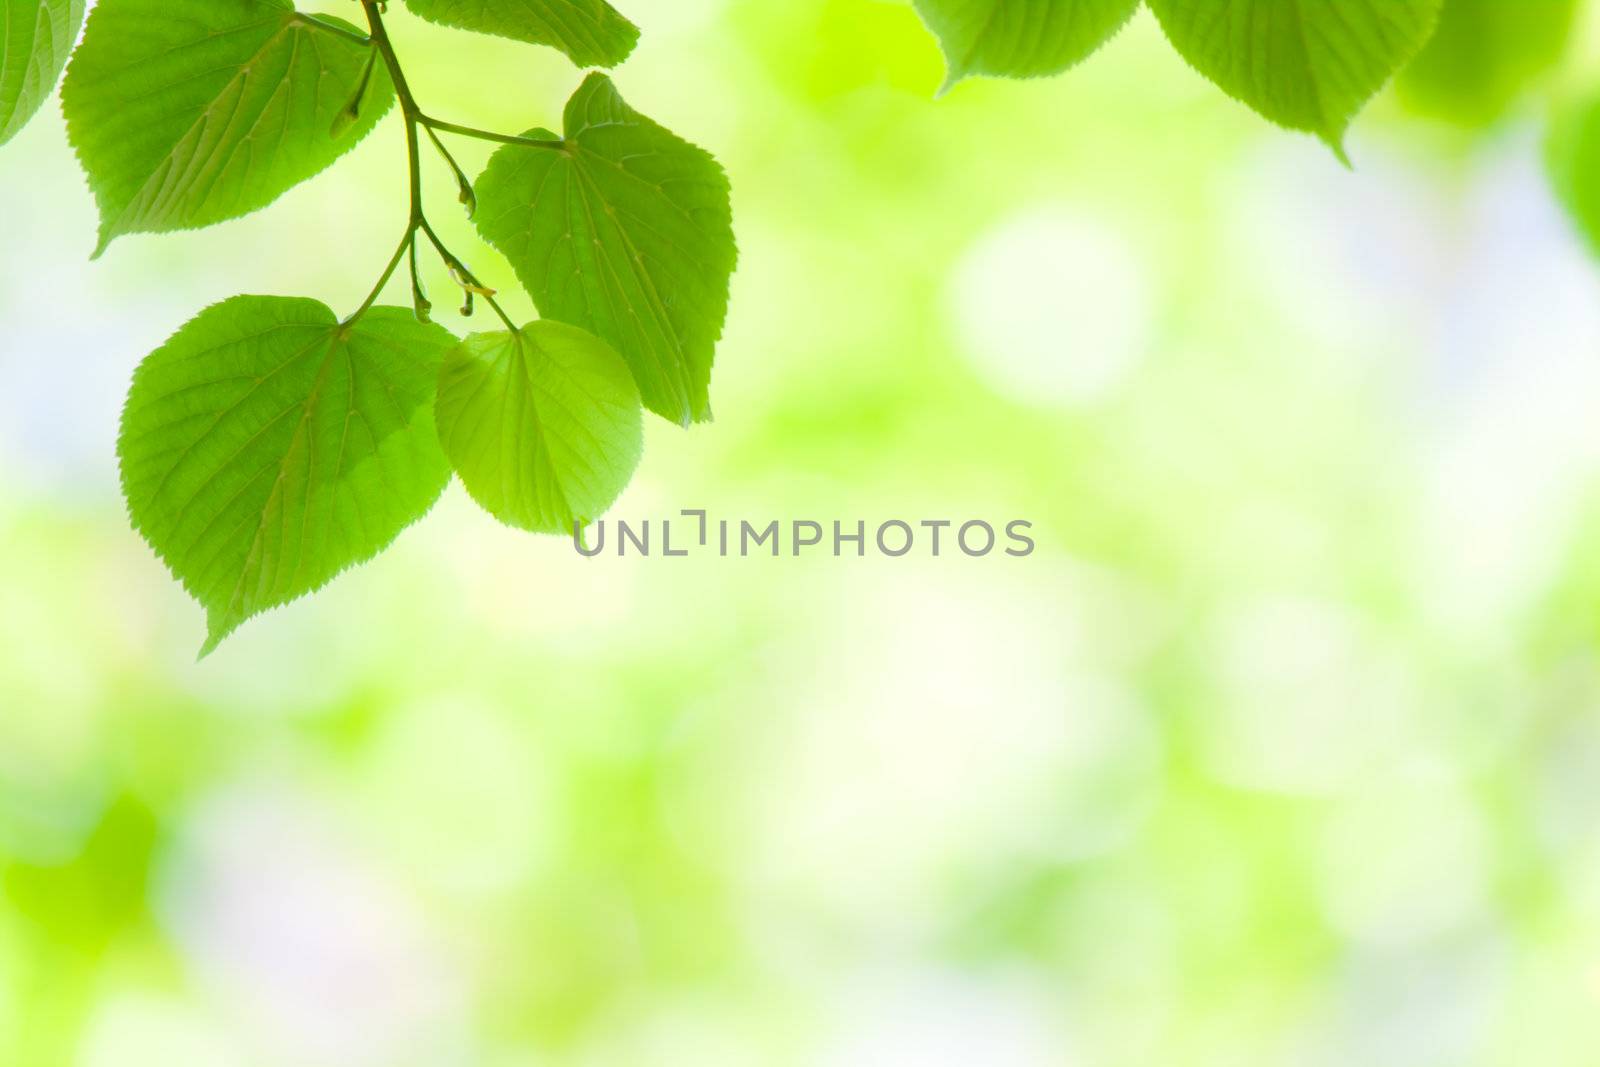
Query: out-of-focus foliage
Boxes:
[
  {"xmin": 1400, "ymin": 0, "xmax": 1579, "ymax": 125},
  {"xmin": 1550, "ymin": 89, "xmax": 1600, "ymax": 258}
]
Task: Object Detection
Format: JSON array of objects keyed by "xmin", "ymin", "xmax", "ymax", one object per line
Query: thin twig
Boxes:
[
  {"xmin": 422, "ymin": 115, "xmax": 566, "ymax": 151},
  {"xmin": 345, "ymin": 229, "xmax": 415, "ymax": 325},
  {"xmin": 421, "ymin": 220, "xmax": 518, "ymax": 332}
]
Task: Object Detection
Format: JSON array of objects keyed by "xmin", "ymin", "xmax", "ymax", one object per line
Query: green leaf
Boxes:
[
  {"xmin": 62, "ymin": 0, "xmax": 394, "ymax": 258},
  {"xmin": 119, "ymin": 296, "xmax": 454, "ymax": 655},
  {"xmin": 436, "ymin": 321, "xmax": 642, "ymax": 534},
  {"xmin": 0, "ymin": 0, "xmax": 84, "ymax": 146},
  {"xmin": 473, "ymin": 74, "xmax": 736, "ymax": 426},
  {"xmin": 1146, "ymin": 0, "xmax": 1442, "ymax": 158},
  {"xmin": 1549, "ymin": 93, "xmax": 1600, "ymax": 261},
  {"xmin": 1399, "ymin": 0, "xmax": 1577, "ymax": 126},
  {"xmin": 913, "ymin": 0, "xmax": 1138, "ymax": 89},
  {"xmin": 401, "ymin": 0, "xmax": 638, "ymax": 68}
]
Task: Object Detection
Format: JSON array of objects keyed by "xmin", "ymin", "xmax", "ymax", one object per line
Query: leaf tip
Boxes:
[
  {"xmin": 1321, "ymin": 129, "xmax": 1354, "ymax": 169},
  {"xmin": 937, "ymin": 65, "xmax": 969, "ymax": 97},
  {"xmin": 199, "ymin": 609, "xmax": 239, "ymax": 659}
]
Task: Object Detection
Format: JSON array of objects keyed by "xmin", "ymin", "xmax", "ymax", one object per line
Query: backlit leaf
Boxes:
[
  {"xmin": 436, "ymin": 321, "xmax": 642, "ymax": 534},
  {"xmin": 401, "ymin": 0, "xmax": 638, "ymax": 68},
  {"xmin": 0, "ymin": 0, "xmax": 84, "ymax": 146},
  {"xmin": 119, "ymin": 296, "xmax": 454, "ymax": 654},
  {"xmin": 913, "ymin": 0, "xmax": 1139, "ymax": 89},
  {"xmin": 474, "ymin": 74, "xmax": 736, "ymax": 426},
  {"xmin": 62, "ymin": 0, "xmax": 393, "ymax": 257},
  {"xmin": 1146, "ymin": 0, "xmax": 1442, "ymax": 158}
]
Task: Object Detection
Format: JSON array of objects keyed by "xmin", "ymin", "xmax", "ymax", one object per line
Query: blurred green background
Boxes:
[{"xmin": 5, "ymin": 1, "xmax": 1600, "ymax": 1063}]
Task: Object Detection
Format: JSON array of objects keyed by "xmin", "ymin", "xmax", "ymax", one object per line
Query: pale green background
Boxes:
[{"xmin": 3, "ymin": 2, "xmax": 1600, "ymax": 1064}]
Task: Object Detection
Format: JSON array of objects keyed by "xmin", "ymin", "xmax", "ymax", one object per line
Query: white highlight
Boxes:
[{"xmin": 950, "ymin": 208, "xmax": 1154, "ymax": 409}]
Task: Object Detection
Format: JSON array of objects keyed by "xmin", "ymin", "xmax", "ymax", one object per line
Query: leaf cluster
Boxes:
[
  {"xmin": 912, "ymin": 0, "xmax": 1585, "ymax": 161},
  {"xmin": 3, "ymin": 0, "xmax": 1600, "ymax": 650},
  {"xmin": 2, "ymin": 0, "xmax": 735, "ymax": 652}
]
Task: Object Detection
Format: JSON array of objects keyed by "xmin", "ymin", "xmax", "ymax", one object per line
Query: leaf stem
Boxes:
[
  {"xmin": 421, "ymin": 116, "xmax": 566, "ymax": 151},
  {"xmin": 360, "ymin": 3, "xmax": 422, "ymax": 128},
  {"xmin": 346, "ymin": 230, "xmax": 415, "ymax": 326},
  {"xmin": 352, "ymin": 0, "xmax": 519, "ymax": 332},
  {"xmin": 361, "ymin": 2, "xmax": 425, "ymax": 223},
  {"xmin": 293, "ymin": 12, "xmax": 373, "ymax": 48}
]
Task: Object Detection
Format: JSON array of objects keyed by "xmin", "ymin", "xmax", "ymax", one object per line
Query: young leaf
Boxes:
[
  {"xmin": 119, "ymin": 296, "xmax": 454, "ymax": 654},
  {"xmin": 62, "ymin": 0, "xmax": 394, "ymax": 258},
  {"xmin": 0, "ymin": 0, "xmax": 85, "ymax": 146},
  {"xmin": 1549, "ymin": 93, "xmax": 1600, "ymax": 261},
  {"xmin": 913, "ymin": 0, "xmax": 1139, "ymax": 90},
  {"xmin": 1145, "ymin": 0, "xmax": 1442, "ymax": 158},
  {"xmin": 474, "ymin": 74, "xmax": 736, "ymax": 426},
  {"xmin": 436, "ymin": 321, "xmax": 642, "ymax": 534},
  {"xmin": 401, "ymin": 0, "xmax": 638, "ymax": 69},
  {"xmin": 1399, "ymin": 0, "xmax": 1577, "ymax": 126}
]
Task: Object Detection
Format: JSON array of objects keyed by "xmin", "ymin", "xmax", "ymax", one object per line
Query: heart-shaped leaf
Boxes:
[
  {"xmin": 473, "ymin": 74, "xmax": 736, "ymax": 427},
  {"xmin": 119, "ymin": 296, "xmax": 454, "ymax": 654},
  {"xmin": 436, "ymin": 320, "xmax": 643, "ymax": 534},
  {"xmin": 1146, "ymin": 0, "xmax": 1442, "ymax": 158},
  {"xmin": 63, "ymin": 0, "xmax": 393, "ymax": 256}
]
